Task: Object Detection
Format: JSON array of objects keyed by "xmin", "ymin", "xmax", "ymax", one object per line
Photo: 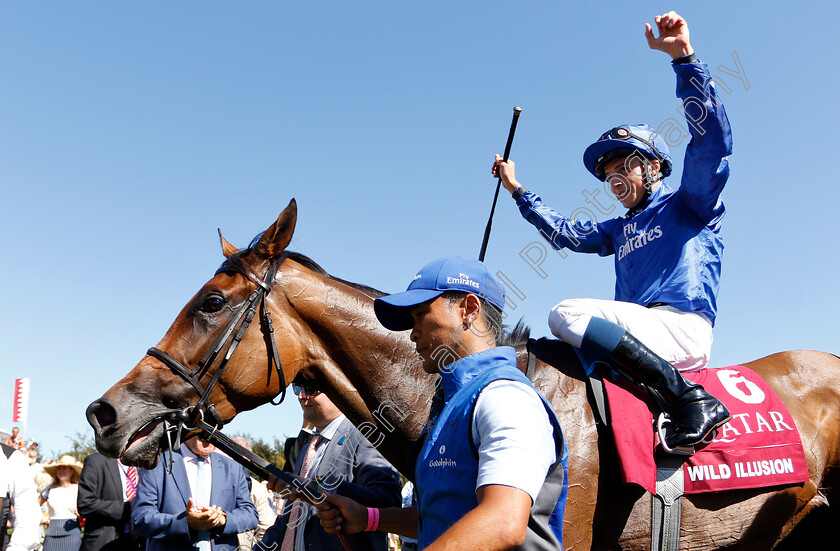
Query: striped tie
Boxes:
[
  {"xmin": 280, "ymin": 435, "xmax": 324, "ymax": 551},
  {"xmin": 125, "ymin": 466, "xmax": 138, "ymax": 501},
  {"xmin": 119, "ymin": 462, "xmax": 140, "ymax": 539}
]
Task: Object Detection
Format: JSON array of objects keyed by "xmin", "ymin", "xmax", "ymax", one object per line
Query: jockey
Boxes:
[{"xmin": 492, "ymin": 11, "xmax": 731, "ymax": 452}]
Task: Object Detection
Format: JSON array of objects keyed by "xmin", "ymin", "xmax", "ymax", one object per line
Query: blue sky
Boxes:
[{"xmin": 2, "ymin": 2, "xmax": 838, "ymax": 458}]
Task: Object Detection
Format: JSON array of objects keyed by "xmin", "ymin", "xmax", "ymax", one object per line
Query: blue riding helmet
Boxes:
[{"xmin": 583, "ymin": 124, "xmax": 672, "ymax": 181}]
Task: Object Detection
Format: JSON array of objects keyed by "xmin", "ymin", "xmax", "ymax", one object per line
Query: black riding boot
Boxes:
[{"xmin": 605, "ymin": 332, "xmax": 731, "ymax": 451}]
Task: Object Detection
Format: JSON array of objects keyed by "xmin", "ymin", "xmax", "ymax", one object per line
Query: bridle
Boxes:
[
  {"xmin": 146, "ymin": 250, "xmax": 289, "ymax": 459},
  {"xmin": 136, "ymin": 249, "xmax": 354, "ymax": 551}
]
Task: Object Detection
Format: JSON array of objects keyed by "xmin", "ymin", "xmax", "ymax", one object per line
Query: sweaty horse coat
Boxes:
[{"xmin": 88, "ymin": 201, "xmax": 840, "ymax": 550}]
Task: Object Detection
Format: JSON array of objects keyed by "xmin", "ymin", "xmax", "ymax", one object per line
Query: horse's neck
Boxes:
[{"xmin": 281, "ymin": 267, "xmax": 436, "ymax": 471}]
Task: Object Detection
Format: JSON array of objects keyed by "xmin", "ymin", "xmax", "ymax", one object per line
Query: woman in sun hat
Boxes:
[{"xmin": 41, "ymin": 455, "xmax": 84, "ymax": 551}]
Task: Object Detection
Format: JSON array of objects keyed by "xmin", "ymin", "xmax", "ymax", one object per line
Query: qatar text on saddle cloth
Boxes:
[{"xmin": 604, "ymin": 365, "xmax": 809, "ymax": 494}]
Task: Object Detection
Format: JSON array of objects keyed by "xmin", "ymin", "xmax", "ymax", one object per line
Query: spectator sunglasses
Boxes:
[{"xmin": 293, "ymin": 383, "xmax": 321, "ymax": 397}]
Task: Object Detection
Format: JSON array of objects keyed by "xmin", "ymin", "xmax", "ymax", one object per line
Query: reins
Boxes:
[
  {"xmin": 144, "ymin": 251, "xmax": 291, "ymax": 472},
  {"xmin": 147, "ymin": 253, "xmax": 288, "ymax": 434},
  {"xmin": 142, "ymin": 250, "xmax": 351, "ymax": 551}
]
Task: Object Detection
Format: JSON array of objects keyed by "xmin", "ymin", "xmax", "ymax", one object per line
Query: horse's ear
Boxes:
[
  {"xmin": 255, "ymin": 198, "xmax": 297, "ymax": 259},
  {"xmin": 218, "ymin": 229, "xmax": 240, "ymax": 259}
]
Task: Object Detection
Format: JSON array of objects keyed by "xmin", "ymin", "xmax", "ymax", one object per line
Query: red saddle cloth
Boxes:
[{"xmin": 603, "ymin": 365, "xmax": 810, "ymax": 494}]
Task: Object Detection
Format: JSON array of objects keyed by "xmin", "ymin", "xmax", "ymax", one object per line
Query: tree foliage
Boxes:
[
  {"xmin": 233, "ymin": 433, "xmax": 287, "ymax": 477},
  {"xmin": 252, "ymin": 436, "xmax": 287, "ymax": 470},
  {"xmin": 63, "ymin": 429, "xmax": 97, "ymax": 462}
]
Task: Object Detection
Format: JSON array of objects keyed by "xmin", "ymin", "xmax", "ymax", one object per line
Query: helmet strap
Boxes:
[{"xmin": 641, "ymin": 159, "xmax": 661, "ymax": 192}]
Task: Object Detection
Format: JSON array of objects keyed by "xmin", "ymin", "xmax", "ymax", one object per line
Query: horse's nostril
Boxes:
[{"xmin": 87, "ymin": 399, "xmax": 117, "ymax": 428}]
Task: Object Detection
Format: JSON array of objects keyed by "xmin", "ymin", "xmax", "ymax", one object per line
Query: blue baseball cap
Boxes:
[{"xmin": 374, "ymin": 256, "xmax": 506, "ymax": 331}]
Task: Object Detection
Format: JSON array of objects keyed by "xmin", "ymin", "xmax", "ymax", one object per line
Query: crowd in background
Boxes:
[
  {"xmin": 4, "ymin": 429, "xmax": 40, "ymax": 470},
  {"xmin": 2, "ymin": 425, "xmax": 410, "ymax": 551}
]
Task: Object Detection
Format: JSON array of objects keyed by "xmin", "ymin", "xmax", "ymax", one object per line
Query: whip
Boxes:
[{"xmin": 479, "ymin": 106, "xmax": 522, "ymax": 262}]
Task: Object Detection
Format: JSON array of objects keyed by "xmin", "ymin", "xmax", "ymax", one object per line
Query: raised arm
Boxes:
[
  {"xmin": 649, "ymin": 11, "xmax": 732, "ymax": 220},
  {"xmin": 645, "ymin": 10, "xmax": 694, "ymax": 60}
]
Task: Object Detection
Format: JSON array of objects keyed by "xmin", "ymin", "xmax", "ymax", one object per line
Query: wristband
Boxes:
[
  {"xmin": 512, "ymin": 186, "xmax": 527, "ymax": 200},
  {"xmin": 671, "ymin": 53, "xmax": 697, "ymax": 65},
  {"xmin": 365, "ymin": 507, "xmax": 380, "ymax": 532}
]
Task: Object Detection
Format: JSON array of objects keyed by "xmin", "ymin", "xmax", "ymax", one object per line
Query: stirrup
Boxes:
[{"xmin": 655, "ymin": 413, "xmax": 696, "ymax": 456}]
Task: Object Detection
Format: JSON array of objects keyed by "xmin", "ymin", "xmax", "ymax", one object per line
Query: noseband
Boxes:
[
  {"xmin": 136, "ymin": 250, "xmax": 355, "ymax": 551},
  {"xmin": 146, "ymin": 251, "xmax": 289, "ymax": 455}
]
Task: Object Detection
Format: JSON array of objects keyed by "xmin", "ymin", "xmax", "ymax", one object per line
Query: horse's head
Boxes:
[{"xmin": 86, "ymin": 199, "xmax": 318, "ymax": 468}]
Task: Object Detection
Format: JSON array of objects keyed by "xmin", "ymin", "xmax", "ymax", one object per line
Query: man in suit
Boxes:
[
  {"xmin": 132, "ymin": 436, "xmax": 257, "ymax": 551},
  {"xmin": 282, "ymin": 422, "xmax": 314, "ymax": 474},
  {"xmin": 259, "ymin": 384, "xmax": 401, "ymax": 551},
  {"xmin": 77, "ymin": 452, "xmax": 145, "ymax": 551}
]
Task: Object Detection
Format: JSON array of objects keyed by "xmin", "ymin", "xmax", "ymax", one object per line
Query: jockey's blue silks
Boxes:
[{"xmin": 514, "ymin": 60, "xmax": 731, "ymax": 327}]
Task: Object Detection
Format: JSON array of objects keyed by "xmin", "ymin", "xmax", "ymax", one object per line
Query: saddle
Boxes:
[
  {"xmin": 523, "ymin": 338, "xmax": 809, "ymax": 494},
  {"xmin": 523, "ymin": 337, "xmax": 811, "ymax": 550}
]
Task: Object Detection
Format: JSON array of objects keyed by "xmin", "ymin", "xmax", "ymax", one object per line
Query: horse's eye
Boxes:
[{"xmin": 201, "ymin": 295, "xmax": 226, "ymax": 313}]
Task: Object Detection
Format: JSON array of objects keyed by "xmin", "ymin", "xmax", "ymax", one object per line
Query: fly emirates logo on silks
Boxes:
[
  {"xmin": 617, "ymin": 222, "xmax": 663, "ymax": 261},
  {"xmin": 685, "ymin": 369, "xmax": 799, "ymax": 484}
]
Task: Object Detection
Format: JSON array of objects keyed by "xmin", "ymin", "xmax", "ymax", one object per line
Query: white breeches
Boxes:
[{"xmin": 548, "ymin": 298, "xmax": 714, "ymax": 372}]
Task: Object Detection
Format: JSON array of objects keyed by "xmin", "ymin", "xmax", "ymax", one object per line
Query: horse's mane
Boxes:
[
  {"xmin": 282, "ymin": 251, "xmax": 532, "ymax": 346},
  {"xmin": 226, "ymin": 242, "xmax": 531, "ymax": 344},
  {"xmin": 499, "ymin": 319, "xmax": 531, "ymax": 347},
  {"xmin": 282, "ymin": 251, "xmax": 388, "ymax": 298}
]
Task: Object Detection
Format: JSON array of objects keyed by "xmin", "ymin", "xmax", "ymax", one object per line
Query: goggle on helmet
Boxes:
[{"xmin": 583, "ymin": 124, "xmax": 672, "ymax": 181}]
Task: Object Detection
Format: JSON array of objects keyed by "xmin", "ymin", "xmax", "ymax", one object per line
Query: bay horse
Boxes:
[{"xmin": 87, "ymin": 200, "xmax": 840, "ymax": 550}]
